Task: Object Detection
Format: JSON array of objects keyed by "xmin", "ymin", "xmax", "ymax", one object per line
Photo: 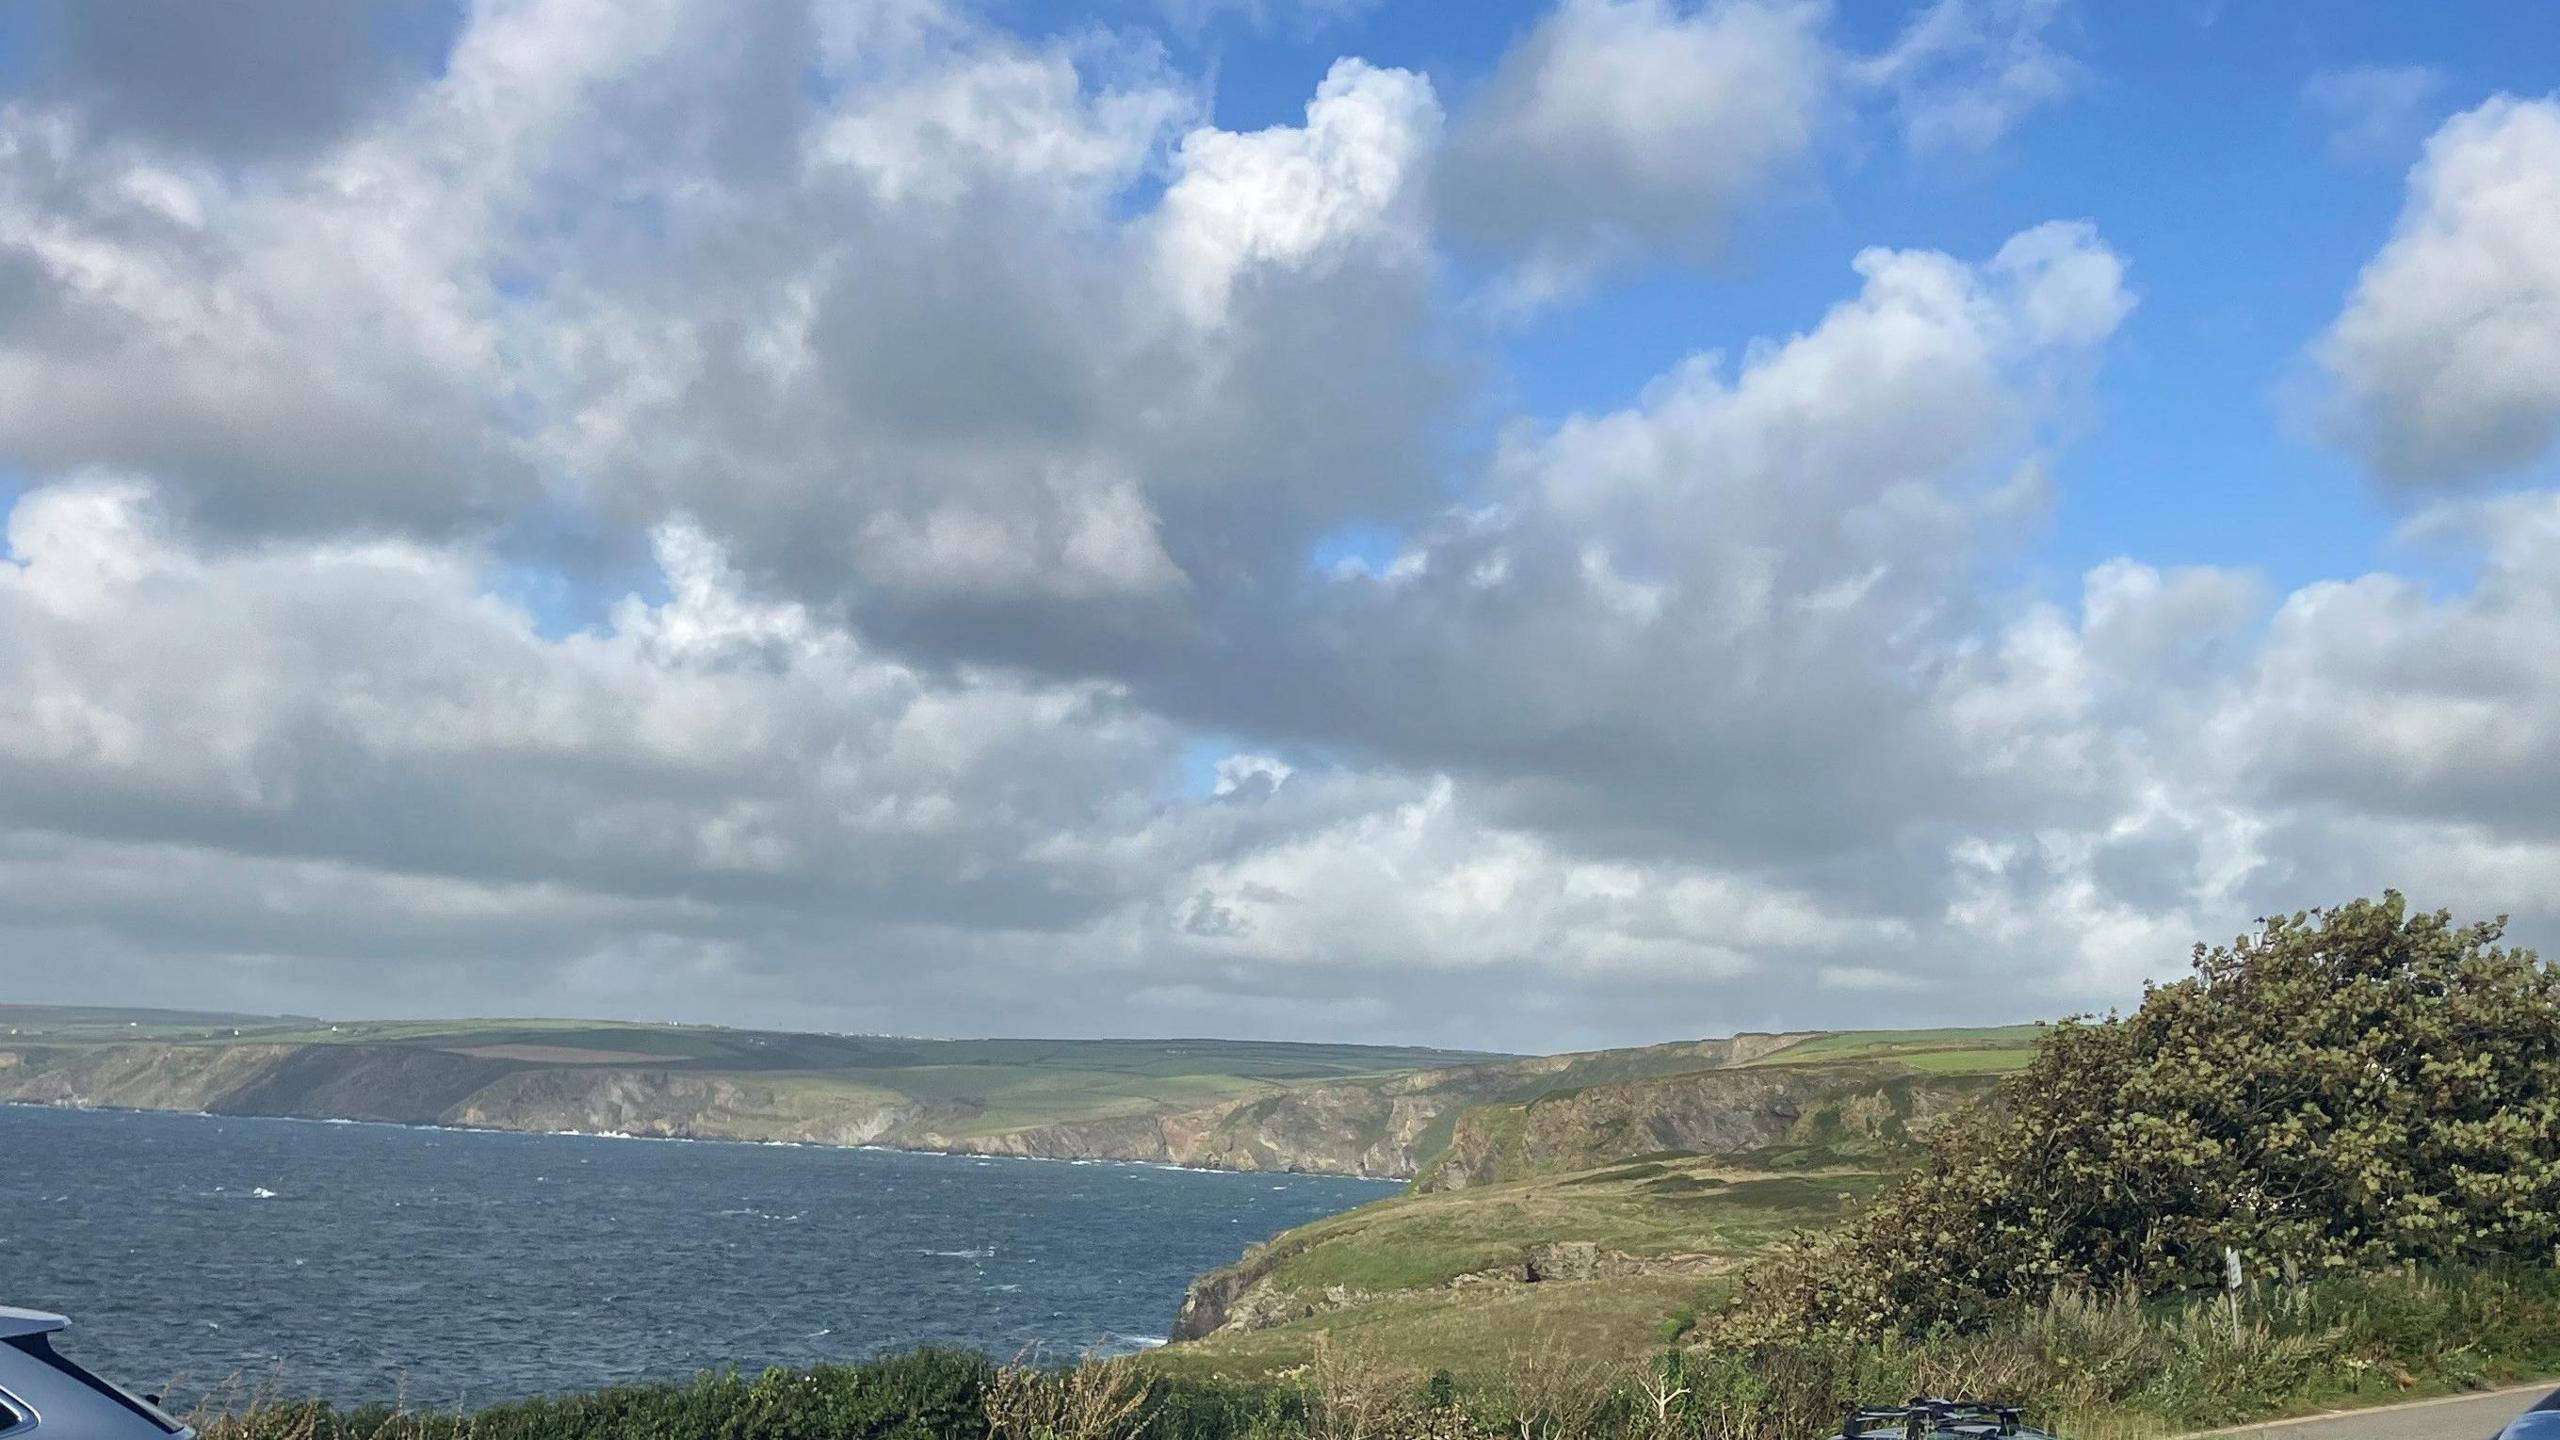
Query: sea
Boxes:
[{"xmin": 0, "ymin": 1104, "xmax": 1395, "ymax": 1410}]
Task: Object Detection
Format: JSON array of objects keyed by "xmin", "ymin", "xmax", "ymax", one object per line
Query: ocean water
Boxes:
[{"xmin": 0, "ymin": 1104, "xmax": 1394, "ymax": 1409}]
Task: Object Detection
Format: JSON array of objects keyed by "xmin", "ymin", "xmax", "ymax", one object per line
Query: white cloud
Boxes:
[
  {"xmin": 1151, "ymin": 0, "xmax": 1379, "ymax": 37},
  {"xmin": 2319, "ymin": 96, "xmax": 2560, "ymax": 487},
  {"xmin": 2302, "ymin": 64, "xmax": 2446, "ymax": 162},
  {"xmin": 1435, "ymin": 0, "xmax": 2086, "ymax": 305},
  {"xmin": 2212, "ymin": 492, "xmax": 2560, "ymax": 831},
  {"xmin": 1439, "ymin": 0, "xmax": 1830, "ymax": 302},
  {"xmin": 0, "ymin": 476, "xmax": 1172, "ymax": 913},
  {"xmin": 1155, "ymin": 58, "xmax": 1440, "ymax": 325},
  {"xmin": 1855, "ymin": 0, "xmax": 2075, "ymax": 153}
]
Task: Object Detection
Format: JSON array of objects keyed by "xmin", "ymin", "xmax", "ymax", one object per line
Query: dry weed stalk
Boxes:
[{"xmin": 987, "ymin": 1355, "xmax": 1155, "ymax": 1440}]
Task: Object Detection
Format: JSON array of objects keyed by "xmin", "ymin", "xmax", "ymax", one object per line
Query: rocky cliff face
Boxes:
[
  {"xmin": 915, "ymin": 1078, "xmax": 1470, "ymax": 1174},
  {"xmin": 0, "ymin": 1040, "xmax": 1473, "ymax": 1172},
  {"xmin": 0, "ymin": 1044, "xmax": 923, "ymax": 1144},
  {"xmin": 932, "ymin": 1032, "xmax": 1819, "ymax": 1177},
  {"xmin": 0, "ymin": 1029, "xmax": 1851, "ymax": 1181},
  {"xmin": 449, "ymin": 1067, "xmax": 921, "ymax": 1146},
  {"xmin": 0, "ymin": 1043, "xmax": 304, "ymax": 1111},
  {"xmin": 221, "ymin": 1045, "xmax": 519, "ymax": 1125},
  {"xmin": 1171, "ymin": 1241, "xmax": 1297, "ymax": 1340}
]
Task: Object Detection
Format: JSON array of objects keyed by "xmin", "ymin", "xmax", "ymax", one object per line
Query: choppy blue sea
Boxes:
[{"xmin": 0, "ymin": 1104, "xmax": 1392, "ymax": 1408}]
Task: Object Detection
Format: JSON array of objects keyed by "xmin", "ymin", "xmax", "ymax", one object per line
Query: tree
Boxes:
[{"xmin": 1719, "ymin": 894, "xmax": 2560, "ymax": 1341}]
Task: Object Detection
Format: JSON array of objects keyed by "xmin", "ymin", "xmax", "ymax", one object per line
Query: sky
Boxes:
[{"xmin": 1, "ymin": 0, "xmax": 2558, "ymax": 1052}]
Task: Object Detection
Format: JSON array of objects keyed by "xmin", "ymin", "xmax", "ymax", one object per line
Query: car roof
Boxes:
[{"xmin": 0, "ymin": 1307, "xmax": 68, "ymax": 1340}]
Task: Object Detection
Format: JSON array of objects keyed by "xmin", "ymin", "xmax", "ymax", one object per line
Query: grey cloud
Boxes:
[
  {"xmin": 1137, "ymin": 224, "xmax": 2137, "ymax": 871},
  {"xmin": 2211, "ymin": 493, "xmax": 2560, "ymax": 835},
  {"xmin": 0, "ymin": 483, "xmax": 1183, "ymax": 937},
  {"xmin": 1433, "ymin": 0, "xmax": 2083, "ymax": 303},
  {"xmin": 1438, "ymin": 0, "xmax": 1830, "ymax": 301},
  {"xmin": 0, "ymin": 98, "xmax": 520, "ymax": 539},
  {"xmin": 17, "ymin": 0, "xmax": 444, "ymax": 161}
]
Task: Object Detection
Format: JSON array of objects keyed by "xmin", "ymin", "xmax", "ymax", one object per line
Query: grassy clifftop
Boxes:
[
  {"xmin": 0, "ymin": 1008, "xmax": 2026, "ymax": 1184},
  {"xmin": 1156, "ymin": 1034, "xmax": 2037, "ymax": 1378},
  {"xmin": 1156, "ymin": 1148, "xmax": 1900, "ymax": 1380}
]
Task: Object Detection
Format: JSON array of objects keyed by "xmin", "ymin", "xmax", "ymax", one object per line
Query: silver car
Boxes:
[
  {"xmin": 0, "ymin": 1308, "xmax": 192, "ymax": 1440},
  {"xmin": 2503, "ymin": 1390, "xmax": 2560, "ymax": 1440}
]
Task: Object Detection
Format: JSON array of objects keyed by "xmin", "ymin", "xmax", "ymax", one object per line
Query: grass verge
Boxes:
[{"xmin": 184, "ymin": 1264, "xmax": 2560, "ymax": 1440}]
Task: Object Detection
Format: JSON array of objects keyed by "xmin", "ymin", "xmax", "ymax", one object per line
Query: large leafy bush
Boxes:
[{"xmin": 1720, "ymin": 894, "xmax": 2560, "ymax": 1340}]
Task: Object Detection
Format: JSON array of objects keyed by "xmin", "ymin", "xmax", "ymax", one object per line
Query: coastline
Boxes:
[{"xmin": 0, "ymin": 1097, "xmax": 1414, "ymax": 1185}]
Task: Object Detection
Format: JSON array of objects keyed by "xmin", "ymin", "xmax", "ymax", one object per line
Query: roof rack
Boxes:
[
  {"xmin": 0, "ymin": 1307, "xmax": 70, "ymax": 1342},
  {"xmin": 1837, "ymin": 1397, "xmax": 2051, "ymax": 1438}
]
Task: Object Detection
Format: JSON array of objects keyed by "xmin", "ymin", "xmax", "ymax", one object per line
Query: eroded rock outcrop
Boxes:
[
  {"xmin": 0, "ymin": 1043, "xmax": 301, "ymax": 1111},
  {"xmin": 448, "ymin": 1067, "xmax": 920, "ymax": 1145}
]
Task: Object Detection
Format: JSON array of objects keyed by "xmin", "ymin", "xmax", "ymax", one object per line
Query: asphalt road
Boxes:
[{"xmin": 2192, "ymin": 1382, "xmax": 2558, "ymax": 1439}]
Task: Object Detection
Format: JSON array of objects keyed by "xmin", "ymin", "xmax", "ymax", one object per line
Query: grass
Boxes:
[
  {"xmin": 197, "ymin": 1021, "xmax": 1510, "ymax": 1081},
  {"xmin": 1673, "ymin": 1263, "xmax": 2560, "ymax": 1439},
  {"xmin": 0, "ymin": 1005, "xmax": 312, "ymax": 1041},
  {"xmin": 1259, "ymin": 1160, "xmax": 1884, "ymax": 1295},
  {"xmin": 1742, "ymin": 1026, "xmax": 2043, "ymax": 1074},
  {"xmin": 1149, "ymin": 1274, "xmax": 1734, "ymax": 1383},
  {"xmin": 180, "ymin": 1266, "xmax": 2560, "ymax": 1440},
  {"xmin": 1155, "ymin": 1152, "xmax": 1896, "ymax": 1380},
  {"xmin": 838, "ymin": 1063, "xmax": 1302, "ymax": 1136}
]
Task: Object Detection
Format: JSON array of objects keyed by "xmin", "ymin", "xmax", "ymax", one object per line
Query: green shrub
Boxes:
[
  {"xmin": 195, "ymin": 1350, "xmax": 999, "ymax": 1440},
  {"xmin": 1720, "ymin": 894, "xmax": 2560, "ymax": 1341}
]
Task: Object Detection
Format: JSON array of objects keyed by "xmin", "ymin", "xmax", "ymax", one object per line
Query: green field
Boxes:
[
  {"xmin": 1270, "ymin": 1159, "xmax": 1884, "ymax": 1293},
  {"xmin": 1741, "ymin": 1024, "xmax": 2043, "ymax": 1072},
  {"xmin": 0, "ymin": 1004, "xmax": 317, "ymax": 1039},
  {"xmin": 1153, "ymin": 1147, "xmax": 1899, "ymax": 1381}
]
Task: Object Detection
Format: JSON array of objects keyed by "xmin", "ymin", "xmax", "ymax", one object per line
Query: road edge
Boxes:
[{"xmin": 2180, "ymin": 1378, "xmax": 2560, "ymax": 1436}]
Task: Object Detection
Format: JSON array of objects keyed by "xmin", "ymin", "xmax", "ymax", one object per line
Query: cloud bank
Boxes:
[{"xmin": 1, "ymin": 4, "xmax": 2556, "ymax": 1049}]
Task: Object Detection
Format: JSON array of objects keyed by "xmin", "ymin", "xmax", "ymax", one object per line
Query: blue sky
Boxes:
[
  {"xmin": 896, "ymin": 0, "xmax": 2560, "ymax": 637},
  {"xmin": 2, "ymin": 0, "xmax": 2558, "ymax": 1045},
  {"xmin": 1141, "ymin": 0, "xmax": 2560, "ymax": 593}
]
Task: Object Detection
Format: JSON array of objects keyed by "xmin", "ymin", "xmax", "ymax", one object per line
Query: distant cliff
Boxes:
[
  {"xmin": 0, "ymin": 1031, "xmax": 1818, "ymax": 1178},
  {"xmin": 933, "ymin": 1032, "xmax": 1815, "ymax": 1175}
]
